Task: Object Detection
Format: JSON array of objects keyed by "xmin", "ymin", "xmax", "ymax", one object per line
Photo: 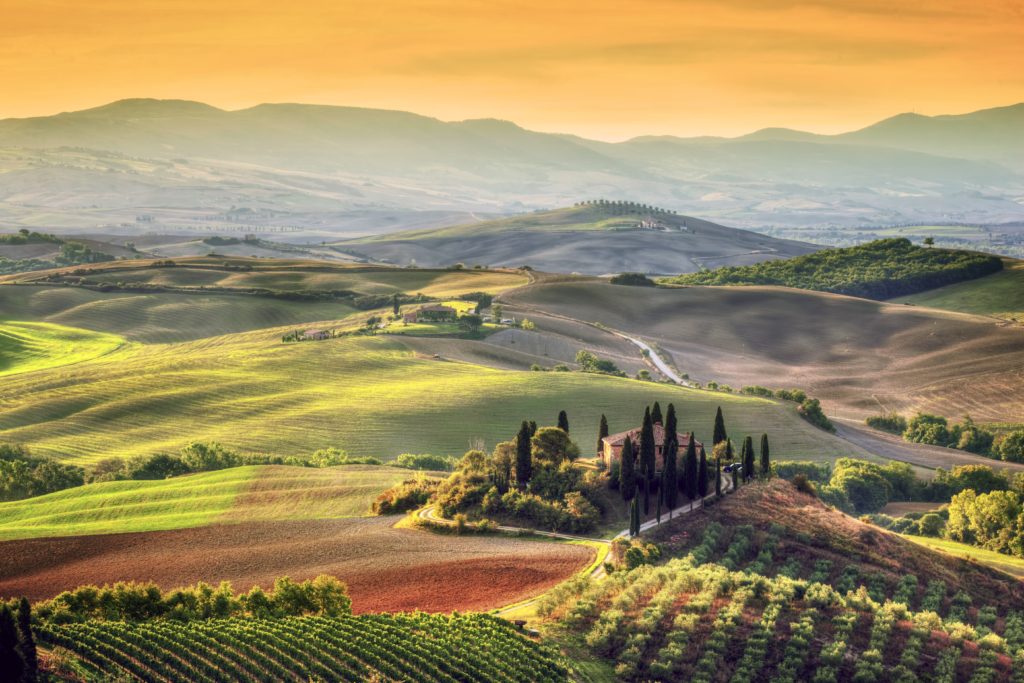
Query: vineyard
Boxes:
[
  {"xmin": 36, "ymin": 612, "xmax": 568, "ymax": 682},
  {"xmin": 538, "ymin": 558, "xmax": 1024, "ymax": 682}
]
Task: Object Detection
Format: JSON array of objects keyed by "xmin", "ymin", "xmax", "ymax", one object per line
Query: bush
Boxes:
[
  {"xmin": 0, "ymin": 444, "xmax": 86, "ymax": 501},
  {"xmin": 792, "ymin": 474, "xmax": 815, "ymax": 496},
  {"xmin": 609, "ymin": 272, "xmax": 656, "ymax": 287},
  {"xmin": 34, "ymin": 575, "xmax": 350, "ymax": 624},
  {"xmin": 741, "ymin": 386, "xmax": 774, "ymax": 398},
  {"xmin": 371, "ymin": 476, "xmax": 440, "ymax": 514},
  {"xmin": 866, "ymin": 413, "xmax": 908, "ymax": 434},
  {"xmin": 797, "ymin": 398, "xmax": 834, "ymax": 432},
  {"xmin": 394, "ymin": 453, "xmax": 455, "ymax": 471},
  {"xmin": 996, "ymin": 430, "xmax": 1024, "ymax": 463}
]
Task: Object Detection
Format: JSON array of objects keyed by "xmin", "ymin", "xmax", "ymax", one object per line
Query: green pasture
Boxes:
[
  {"xmin": 895, "ymin": 259, "xmax": 1024, "ymax": 323},
  {"xmin": 0, "ymin": 320, "xmax": 125, "ymax": 376},
  {"xmin": 0, "ymin": 465, "xmax": 410, "ymax": 540}
]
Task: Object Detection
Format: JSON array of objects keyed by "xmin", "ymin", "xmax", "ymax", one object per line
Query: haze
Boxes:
[{"xmin": 3, "ymin": 0, "xmax": 1023, "ymax": 139}]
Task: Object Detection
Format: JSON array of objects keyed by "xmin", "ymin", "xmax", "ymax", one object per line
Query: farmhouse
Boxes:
[
  {"xmin": 601, "ymin": 423, "xmax": 701, "ymax": 472},
  {"xmin": 417, "ymin": 304, "xmax": 457, "ymax": 321},
  {"xmin": 403, "ymin": 311, "xmax": 419, "ymax": 323},
  {"xmin": 302, "ymin": 329, "xmax": 330, "ymax": 341}
]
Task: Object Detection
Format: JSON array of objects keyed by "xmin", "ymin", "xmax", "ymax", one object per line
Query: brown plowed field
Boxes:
[{"xmin": 0, "ymin": 517, "xmax": 593, "ymax": 612}]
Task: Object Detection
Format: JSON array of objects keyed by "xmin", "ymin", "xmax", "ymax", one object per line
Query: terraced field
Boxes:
[
  {"xmin": 0, "ymin": 320, "xmax": 125, "ymax": 375},
  {"xmin": 0, "ymin": 331, "xmax": 877, "ymax": 467},
  {"xmin": 0, "ymin": 465, "xmax": 411, "ymax": 540}
]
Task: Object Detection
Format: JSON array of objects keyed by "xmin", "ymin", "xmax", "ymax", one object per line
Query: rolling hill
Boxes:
[
  {"xmin": 500, "ymin": 279, "xmax": 1024, "ymax": 426},
  {"xmin": 338, "ymin": 204, "xmax": 818, "ymax": 274},
  {"xmin": 0, "ymin": 99, "xmax": 1021, "ymax": 239},
  {"xmin": 894, "ymin": 258, "xmax": 1024, "ymax": 323},
  {"xmin": 0, "ymin": 331, "xmax": 875, "ymax": 467},
  {"xmin": 0, "ymin": 464, "xmax": 412, "ymax": 541},
  {"xmin": 541, "ymin": 480, "xmax": 1024, "ymax": 681},
  {"xmin": 0, "ymin": 320, "xmax": 125, "ymax": 376}
]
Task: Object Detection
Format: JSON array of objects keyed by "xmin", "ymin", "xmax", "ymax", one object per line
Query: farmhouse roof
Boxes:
[
  {"xmin": 603, "ymin": 423, "xmax": 700, "ymax": 449},
  {"xmin": 420, "ymin": 304, "xmax": 456, "ymax": 312}
]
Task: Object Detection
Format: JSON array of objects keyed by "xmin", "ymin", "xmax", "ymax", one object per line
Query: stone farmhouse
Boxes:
[{"xmin": 600, "ymin": 423, "xmax": 702, "ymax": 473}]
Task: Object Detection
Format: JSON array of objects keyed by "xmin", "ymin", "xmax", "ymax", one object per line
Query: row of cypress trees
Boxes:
[
  {"xmin": 0, "ymin": 598, "xmax": 37, "ymax": 683},
  {"xmin": 614, "ymin": 404, "xmax": 772, "ymax": 536}
]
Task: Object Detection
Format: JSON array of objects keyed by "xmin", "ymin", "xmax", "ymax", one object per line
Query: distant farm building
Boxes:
[
  {"xmin": 417, "ymin": 304, "xmax": 457, "ymax": 322},
  {"xmin": 601, "ymin": 423, "xmax": 702, "ymax": 472},
  {"xmin": 403, "ymin": 311, "xmax": 419, "ymax": 323},
  {"xmin": 303, "ymin": 329, "xmax": 330, "ymax": 341}
]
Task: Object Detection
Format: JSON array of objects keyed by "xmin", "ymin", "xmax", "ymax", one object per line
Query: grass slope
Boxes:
[
  {"xmin": 0, "ymin": 320, "xmax": 124, "ymax": 376},
  {"xmin": 0, "ymin": 465, "xmax": 410, "ymax": 540},
  {"xmin": 0, "ymin": 333, "xmax": 860, "ymax": 467},
  {"xmin": 895, "ymin": 258, "xmax": 1024, "ymax": 323},
  {"xmin": 905, "ymin": 535, "xmax": 1024, "ymax": 579},
  {"xmin": 0, "ymin": 285, "xmax": 356, "ymax": 343}
]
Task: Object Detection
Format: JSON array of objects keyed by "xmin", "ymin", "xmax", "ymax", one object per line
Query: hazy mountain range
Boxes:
[{"xmin": 0, "ymin": 99, "xmax": 1021, "ymax": 239}]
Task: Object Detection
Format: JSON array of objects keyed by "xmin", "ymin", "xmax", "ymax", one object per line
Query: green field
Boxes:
[
  {"xmin": 0, "ymin": 285, "xmax": 357, "ymax": 343},
  {"xmin": 904, "ymin": 534, "xmax": 1024, "ymax": 578},
  {"xmin": 0, "ymin": 320, "xmax": 125, "ymax": 376},
  {"xmin": 0, "ymin": 329, "xmax": 863, "ymax": 467},
  {"xmin": 0, "ymin": 465, "xmax": 410, "ymax": 540},
  {"xmin": 895, "ymin": 258, "xmax": 1024, "ymax": 323}
]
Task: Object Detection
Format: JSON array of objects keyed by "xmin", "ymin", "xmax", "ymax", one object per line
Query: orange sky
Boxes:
[{"xmin": 2, "ymin": 0, "xmax": 1022, "ymax": 139}]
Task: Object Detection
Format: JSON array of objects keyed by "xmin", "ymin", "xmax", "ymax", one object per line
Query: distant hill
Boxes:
[
  {"xmin": 336, "ymin": 203, "xmax": 818, "ymax": 274},
  {"xmin": 0, "ymin": 99, "xmax": 1021, "ymax": 238}
]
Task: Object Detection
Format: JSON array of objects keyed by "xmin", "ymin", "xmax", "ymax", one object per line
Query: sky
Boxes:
[{"xmin": 2, "ymin": 0, "xmax": 1023, "ymax": 140}]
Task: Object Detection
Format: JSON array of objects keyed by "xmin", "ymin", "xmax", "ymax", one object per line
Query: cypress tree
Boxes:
[
  {"xmin": 515, "ymin": 421, "xmax": 532, "ymax": 489},
  {"xmin": 626, "ymin": 493, "xmax": 634, "ymax": 536},
  {"xmin": 656, "ymin": 468, "xmax": 664, "ymax": 523},
  {"xmin": 557, "ymin": 410, "xmax": 569, "ymax": 433},
  {"xmin": 528, "ymin": 420, "xmax": 538, "ymax": 437},
  {"xmin": 620, "ymin": 437, "xmax": 637, "ymax": 502},
  {"xmin": 760, "ymin": 434, "xmax": 771, "ymax": 477},
  {"xmin": 15, "ymin": 598, "xmax": 35, "ymax": 683},
  {"xmin": 713, "ymin": 406, "xmax": 727, "ymax": 445},
  {"xmin": 732, "ymin": 467, "xmax": 740, "ymax": 491},
  {"xmin": 597, "ymin": 414, "xmax": 609, "ymax": 457},
  {"xmin": 697, "ymin": 445, "xmax": 708, "ymax": 499},
  {"xmin": 663, "ymin": 437, "xmax": 678, "ymax": 511},
  {"xmin": 651, "ymin": 401, "xmax": 663, "ymax": 425},
  {"xmin": 665, "ymin": 403, "xmax": 677, "ymax": 440},
  {"xmin": 0, "ymin": 605, "xmax": 23, "ymax": 683},
  {"xmin": 392, "ymin": 293, "xmax": 400, "ymax": 316},
  {"xmin": 715, "ymin": 457, "xmax": 722, "ymax": 498},
  {"xmin": 684, "ymin": 433, "xmax": 698, "ymax": 504},
  {"xmin": 744, "ymin": 436, "xmax": 755, "ymax": 481},
  {"xmin": 640, "ymin": 408, "xmax": 656, "ymax": 515},
  {"xmin": 739, "ymin": 437, "xmax": 749, "ymax": 479}
]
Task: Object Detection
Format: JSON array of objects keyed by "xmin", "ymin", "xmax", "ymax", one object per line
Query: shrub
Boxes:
[
  {"xmin": 797, "ymin": 398, "xmax": 834, "ymax": 432},
  {"xmin": 793, "ymin": 474, "xmax": 815, "ymax": 495},
  {"xmin": 866, "ymin": 413, "xmax": 908, "ymax": 434},
  {"xmin": 371, "ymin": 476, "xmax": 440, "ymax": 514},
  {"xmin": 394, "ymin": 453, "xmax": 455, "ymax": 471},
  {"xmin": 609, "ymin": 272, "xmax": 656, "ymax": 287}
]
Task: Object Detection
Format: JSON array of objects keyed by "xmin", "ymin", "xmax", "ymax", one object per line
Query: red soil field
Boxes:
[{"xmin": 0, "ymin": 517, "xmax": 593, "ymax": 612}]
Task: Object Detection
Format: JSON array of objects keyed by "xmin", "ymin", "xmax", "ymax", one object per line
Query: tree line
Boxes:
[{"xmin": 661, "ymin": 238, "xmax": 1003, "ymax": 300}]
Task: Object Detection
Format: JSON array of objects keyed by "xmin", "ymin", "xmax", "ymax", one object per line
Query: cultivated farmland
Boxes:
[
  {"xmin": 0, "ymin": 320, "xmax": 124, "ymax": 376},
  {"xmin": 0, "ymin": 516, "xmax": 594, "ymax": 610},
  {"xmin": 0, "ymin": 332, "xmax": 878, "ymax": 467},
  {"xmin": 0, "ymin": 465, "xmax": 412, "ymax": 540},
  {"xmin": 502, "ymin": 279, "xmax": 1024, "ymax": 424}
]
